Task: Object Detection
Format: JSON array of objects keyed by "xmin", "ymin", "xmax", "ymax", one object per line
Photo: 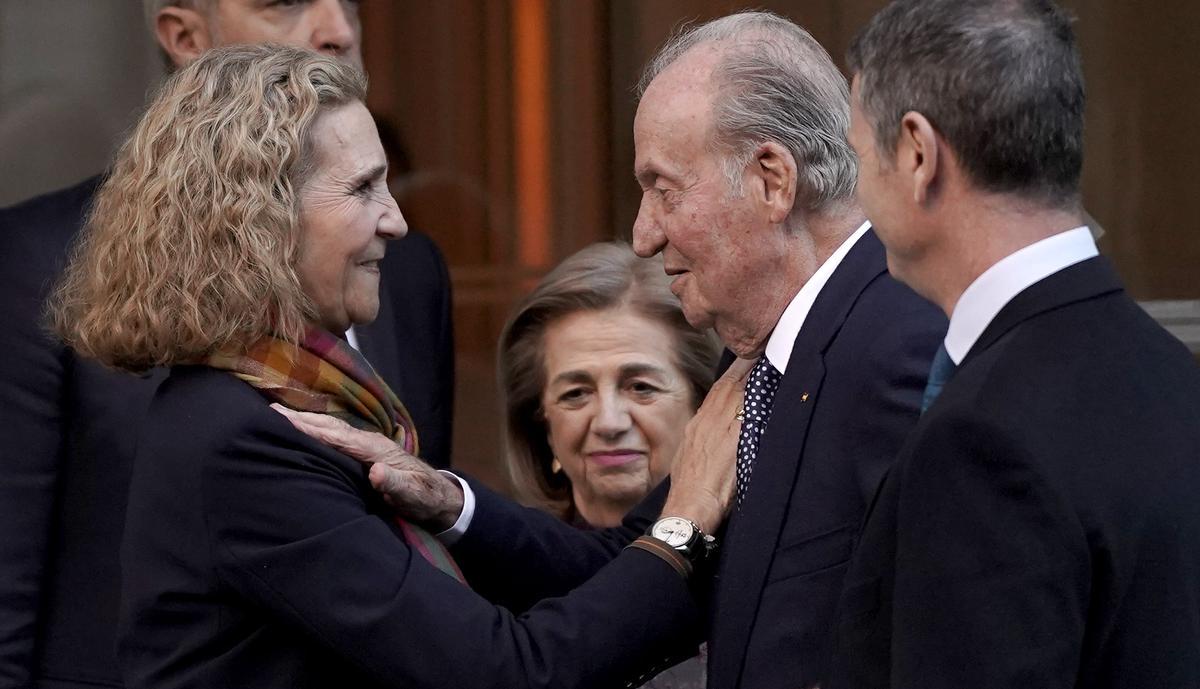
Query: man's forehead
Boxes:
[
  {"xmin": 644, "ymin": 43, "xmax": 723, "ymax": 105},
  {"xmin": 636, "ymin": 42, "xmax": 728, "ymax": 135},
  {"xmin": 634, "ymin": 65, "xmax": 717, "ymax": 176}
]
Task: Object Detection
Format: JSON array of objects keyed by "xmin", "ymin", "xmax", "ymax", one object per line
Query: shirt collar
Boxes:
[
  {"xmin": 944, "ymin": 226, "xmax": 1097, "ymax": 364},
  {"xmin": 765, "ymin": 221, "xmax": 871, "ymax": 374}
]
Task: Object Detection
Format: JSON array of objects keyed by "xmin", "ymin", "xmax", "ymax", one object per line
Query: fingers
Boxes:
[
  {"xmin": 272, "ymin": 404, "xmax": 457, "ymax": 528},
  {"xmin": 369, "ymin": 462, "xmax": 403, "ymax": 496},
  {"xmin": 695, "ymin": 371, "xmax": 747, "ymax": 424},
  {"xmin": 723, "ymin": 356, "xmax": 756, "ymax": 385},
  {"xmin": 271, "ymin": 403, "xmax": 397, "ymax": 462},
  {"xmin": 368, "ymin": 463, "xmax": 459, "ymax": 528},
  {"xmin": 272, "ymin": 403, "xmax": 344, "ymax": 431}
]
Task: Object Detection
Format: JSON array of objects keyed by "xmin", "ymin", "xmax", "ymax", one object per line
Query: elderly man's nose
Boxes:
[{"xmin": 632, "ymin": 202, "xmax": 665, "ymax": 258}]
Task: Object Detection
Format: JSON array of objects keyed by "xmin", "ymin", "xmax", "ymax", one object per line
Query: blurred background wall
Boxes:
[{"xmin": 2, "ymin": 0, "xmax": 1197, "ymax": 491}]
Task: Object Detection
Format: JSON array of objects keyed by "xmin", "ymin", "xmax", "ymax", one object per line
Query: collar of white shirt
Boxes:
[
  {"xmin": 345, "ymin": 325, "xmax": 361, "ymax": 352},
  {"xmin": 763, "ymin": 221, "xmax": 872, "ymax": 374},
  {"xmin": 944, "ymin": 225, "xmax": 1097, "ymax": 365}
]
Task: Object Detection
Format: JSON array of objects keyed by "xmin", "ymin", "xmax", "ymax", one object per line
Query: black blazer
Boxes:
[
  {"xmin": 0, "ymin": 177, "xmax": 454, "ymax": 689},
  {"xmin": 829, "ymin": 257, "xmax": 1200, "ymax": 689},
  {"xmin": 451, "ymin": 231, "xmax": 947, "ymax": 689},
  {"xmin": 118, "ymin": 366, "xmax": 697, "ymax": 689}
]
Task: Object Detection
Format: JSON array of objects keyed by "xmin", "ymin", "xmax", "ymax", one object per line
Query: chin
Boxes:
[
  {"xmin": 679, "ymin": 302, "xmax": 716, "ymax": 332},
  {"xmin": 346, "ymin": 302, "xmax": 380, "ymax": 327},
  {"xmin": 589, "ymin": 473, "xmax": 650, "ymax": 500}
]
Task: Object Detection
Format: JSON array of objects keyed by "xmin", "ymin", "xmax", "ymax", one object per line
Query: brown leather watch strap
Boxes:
[{"xmin": 626, "ymin": 535, "xmax": 692, "ymax": 579}]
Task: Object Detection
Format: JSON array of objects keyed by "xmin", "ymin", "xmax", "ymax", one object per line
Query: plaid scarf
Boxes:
[{"xmin": 208, "ymin": 327, "xmax": 464, "ymax": 583}]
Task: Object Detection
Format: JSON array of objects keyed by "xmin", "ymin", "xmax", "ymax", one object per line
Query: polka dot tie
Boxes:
[{"xmin": 736, "ymin": 356, "xmax": 784, "ymax": 508}]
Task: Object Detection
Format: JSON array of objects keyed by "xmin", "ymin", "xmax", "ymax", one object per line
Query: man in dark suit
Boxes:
[
  {"xmin": 285, "ymin": 11, "xmax": 944, "ymax": 689},
  {"xmin": 0, "ymin": 2, "xmax": 453, "ymax": 687},
  {"xmin": 828, "ymin": 1, "xmax": 1200, "ymax": 687}
]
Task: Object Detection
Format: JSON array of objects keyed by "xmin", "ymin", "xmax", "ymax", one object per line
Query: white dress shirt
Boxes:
[
  {"xmin": 944, "ymin": 226, "xmax": 1097, "ymax": 365},
  {"xmin": 437, "ymin": 221, "xmax": 873, "ymax": 543}
]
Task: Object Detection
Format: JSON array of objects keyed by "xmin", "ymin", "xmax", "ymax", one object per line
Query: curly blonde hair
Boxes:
[{"xmin": 50, "ymin": 44, "xmax": 366, "ymax": 372}]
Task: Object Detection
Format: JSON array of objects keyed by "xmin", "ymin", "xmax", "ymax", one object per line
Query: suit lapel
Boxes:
[{"xmin": 709, "ymin": 230, "xmax": 890, "ymax": 688}]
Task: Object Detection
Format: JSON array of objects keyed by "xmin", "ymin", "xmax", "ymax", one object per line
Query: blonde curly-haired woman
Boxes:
[{"xmin": 52, "ymin": 44, "xmax": 745, "ymax": 689}]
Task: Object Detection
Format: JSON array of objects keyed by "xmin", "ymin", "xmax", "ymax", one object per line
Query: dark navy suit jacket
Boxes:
[
  {"xmin": 0, "ymin": 177, "xmax": 454, "ymax": 688},
  {"xmin": 118, "ymin": 366, "xmax": 697, "ymax": 689},
  {"xmin": 451, "ymin": 230, "xmax": 947, "ymax": 689},
  {"xmin": 829, "ymin": 257, "xmax": 1200, "ymax": 689}
]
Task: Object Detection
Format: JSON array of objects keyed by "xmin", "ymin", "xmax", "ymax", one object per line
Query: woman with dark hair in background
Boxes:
[
  {"xmin": 499, "ymin": 241, "xmax": 720, "ymax": 530},
  {"xmin": 496, "ymin": 241, "xmax": 719, "ymax": 688}
]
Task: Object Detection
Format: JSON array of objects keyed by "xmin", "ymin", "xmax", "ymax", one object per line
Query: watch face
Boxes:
[{"xmin": 651, "ymin": 517, "xmax": 694, "ymax": 548}]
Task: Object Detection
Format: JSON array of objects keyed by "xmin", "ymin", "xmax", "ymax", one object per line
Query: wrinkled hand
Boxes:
[
  {"xmin": 660, "ymin": 356, "xmax": 755, "ymax": 534},
  {"xmin": 271, "ymin": 404, "xmax": 463, "ymax": 530}
]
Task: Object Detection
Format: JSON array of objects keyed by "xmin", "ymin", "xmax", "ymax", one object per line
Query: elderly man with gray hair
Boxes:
[
  {"xmin": 0, "ymin": 2, "xmax": 454, "ymax": 688},
  {"xmin": 283, "ymin": 9, "xmax": 945, "ymax": 689}
]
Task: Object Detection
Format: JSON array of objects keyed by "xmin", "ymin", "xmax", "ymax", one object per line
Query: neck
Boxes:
[
  {"xmin": 573, "ymin": 493, "xmax": 632, "ymax": 528},
  {"xmin": 724, "ymin": 203, "xmax": 867, "ymax": 358},
  {"xmin": 797, "ymin": 200, "xmax": 867, "ymax": 268},
  {"xmin": 918, "ymin": 196, "xmax": 1084, "ymax": 317}
]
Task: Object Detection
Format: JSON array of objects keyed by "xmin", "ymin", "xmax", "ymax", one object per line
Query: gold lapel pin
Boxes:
[{"xmin": 800, "ymin": 392, "xmax": 809, "ymax": 402}]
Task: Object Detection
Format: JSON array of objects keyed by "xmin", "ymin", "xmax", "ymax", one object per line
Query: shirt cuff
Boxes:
[{"xmin": 434, "ymin": 470, "xmax": 475, "ymax": 546}]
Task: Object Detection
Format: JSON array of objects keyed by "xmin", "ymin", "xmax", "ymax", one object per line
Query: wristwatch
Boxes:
[{"xmin": 647, "ymin": 516, "xmax": 718, "ymax": 565}]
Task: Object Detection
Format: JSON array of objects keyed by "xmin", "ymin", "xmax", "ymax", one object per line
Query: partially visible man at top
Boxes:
[
  {"xmin": 151, "ymin": 0, "xmax": 362, "ymax": 68},
  {"xmin": 0, "ymin": 2, "xmax": 454, "ymax": 687},
  {"xmin": 829, "ymin": 1, "xmax": 1200, "ymax": 687},
  {"xmin": 291, "ymin": 11, "xmax": 945, "ymax": 689}
]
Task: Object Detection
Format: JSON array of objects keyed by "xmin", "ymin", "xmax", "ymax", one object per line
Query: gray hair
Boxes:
[
  {"xmin": 847, "ymin": 0, "xmax": 1084, "ymax": 206},
  {"xmin": 638, "ymin": 11, "xmax": 857, "ymax": 212}
]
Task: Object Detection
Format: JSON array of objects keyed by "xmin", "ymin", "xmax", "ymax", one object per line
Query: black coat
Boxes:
[
  {"xmin": 118, "ymin": 366, "xmax": 697, "ymax": 689},
  {"xmin": 0, "ymin": 177, "xmax": 455, "ymax": 688},
  {"xmin": 829, "ymin": 257, "xmax": 1200, "ymax": 689},
  {"xmin": 450, "ymin": 230, "xmax": 948, "ymax": 689}
]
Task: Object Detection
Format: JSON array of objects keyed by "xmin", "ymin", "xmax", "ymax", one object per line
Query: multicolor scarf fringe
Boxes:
[{"xmin": 208, "ymin": 327, "xmax": 464, "ymax": 583}]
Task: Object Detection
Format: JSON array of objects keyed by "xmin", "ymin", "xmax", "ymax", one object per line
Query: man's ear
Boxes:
[
  {"xmin": 154, "ymin": 6, "xmax": 214, "ymax": 69},
  {"xmin": 752, "ymin": 141, "xmax": 798, "ymax": 224},
  {"xmin": 898, "ymin": 111, "xmax": 940, "ymax": 205}
]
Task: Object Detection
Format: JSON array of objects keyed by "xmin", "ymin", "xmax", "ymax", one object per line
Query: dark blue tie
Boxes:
[
  {"xmin": 921, "ymin": 344, "xmax": 956, "ymax": 413},
  {"xmin": 736, "ymin": 356, "xmax": 783, "ymax": 507}
]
